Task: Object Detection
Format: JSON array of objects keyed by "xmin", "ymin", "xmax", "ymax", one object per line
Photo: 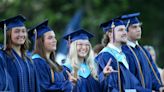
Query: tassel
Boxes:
[
  {"xmin": 111, "ymin": 22, "xmax": 115, "ymax": 43},
  {"xmin": 3, "ymin": 24, "xmax": 7, "ymax": 50},
  {"xmin": 34, "ymin": 29, "xmax": 37, "ymax": 50},
  {"xmin": 125, "ymin": 19, "xmax": 130, "ymax": 31}
]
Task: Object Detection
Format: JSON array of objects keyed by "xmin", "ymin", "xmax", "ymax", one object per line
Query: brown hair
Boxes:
[
  {"xmin": 5, "ymin": 29, "xmax": 30, "ymax": 60},
  {"xmin": 93, "ymin": 44, "xmax": 104, "ymax": 54},
  {"xmin": 33, "ymin": 36, "xmax": 62, "ymax": 72},
  {"xmin": 101, "ymin": 29, "xmax": 113, "ymax": 47},
  {"xmin": 101, "ymin": 32, "xmax": 109, "ymax": 47}
]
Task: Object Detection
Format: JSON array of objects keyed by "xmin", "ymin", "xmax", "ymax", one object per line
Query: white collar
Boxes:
[
  {"xmin": 127, "ymin": 40, "xmax": 139, "ymax": 48},
  {"xmin": 107, "ymin": 43, "xmax": 122, "ymax": 53}
]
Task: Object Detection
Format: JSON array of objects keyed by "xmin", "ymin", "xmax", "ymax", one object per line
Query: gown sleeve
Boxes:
[
  {"xmin": 33, "ymin": 58, "xmax": 72, "ymax": 92},
  {"xmin": 143, "ymin": 48, "xmax": 162, "ymax": 90},
  {"xmin": 95, "ymin": 52, "xmax": 119, "ymax": 92}
]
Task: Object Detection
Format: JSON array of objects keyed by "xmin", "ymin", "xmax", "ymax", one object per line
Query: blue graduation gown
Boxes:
[
  {"xmin": 95, "ymin": 47, "xmax": 151, "ymax": 92},
  {"xmin": 3, "ymin": 49, "xmax": 40, "ymax": 92},
  {"xmin": 72, "ymin": 75, "xmax": 101, "ymax": 92},
  {"xmin": 0, "ymin": 50, "xmax": 14, "ymax": 91},
  {"xmin": 32, "ymin": 54, "xmax": 72, "ymax": 92},
  {"xmin": 122, "ymin": 45, "xmax": 162, "ymax": 91},
  {"xmin": 63, "ymin": 60, "xmax": 101, "ymax": 92}
]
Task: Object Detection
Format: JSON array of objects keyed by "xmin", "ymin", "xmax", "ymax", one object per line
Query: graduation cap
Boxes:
[
  {"xmin": 28, "ymin": 19, "xmax": 53, "ymax": 50},
  {"xmin": 120, "ymin": 12, "xmax": 141, "ymax": 27},
  {"xmin": 63, "ymin": 28, "xmax": 94, "ymax": 42},
  {"xmin": 100, "ymin": 18, "xmax": 125, "ymax": 32},
  {"xmin": 0, "ymin": 15, "xmax": 26, "ymax": 31},
  {"xmin": 28, "ymin": 19, "xmax": 52, "ymax": 39},
  {"xmin": 0, "ymin": 15, "xmax": 26, "ymax": 50}
]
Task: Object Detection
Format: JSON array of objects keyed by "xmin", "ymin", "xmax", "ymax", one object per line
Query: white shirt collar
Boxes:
[
  {"xmin": 127, "ymin": 40, "xmax": 139, "ymax": 48},
  {"xmin": 107, "ymin": 43, "xmax": 122, "ymax": 53}
]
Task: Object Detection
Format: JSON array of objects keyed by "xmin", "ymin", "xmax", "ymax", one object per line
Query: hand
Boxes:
[
  {"xmin": 66, "ymin": 70, "xmax": 77, "ymax": 84},
  {"xmin": 103, "ymin": 58, "xmax": 118, "ymax": 77},
  {"xmin": 159, "ymin": 87, "xmax": 164, "ymax": 92}
]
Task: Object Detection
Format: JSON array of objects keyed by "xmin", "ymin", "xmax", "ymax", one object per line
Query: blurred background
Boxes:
[{"xmin": 0, "ymin": 0, "xmax": 164, "ymax": 67}]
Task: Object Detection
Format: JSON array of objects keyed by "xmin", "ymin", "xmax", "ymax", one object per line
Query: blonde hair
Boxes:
[
  {"xmin": 68, "ymin": 40, "xmax": 98, "ymax": 80},
  {"xmin": 143, "ymin": 45, "xmax": 155, "ymax": 54}
]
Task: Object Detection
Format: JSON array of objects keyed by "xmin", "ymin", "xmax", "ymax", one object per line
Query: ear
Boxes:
[{"xmin": 106, "ymin": 31, "xmax": 112, "ymax": 39}]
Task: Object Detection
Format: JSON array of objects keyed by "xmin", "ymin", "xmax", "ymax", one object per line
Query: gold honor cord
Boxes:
[
  {"xmin": 117, "ymin": 61, "xmax": 122, "ymax": 92},
  {"xmin": 51, "ymin": 69, "xmax": 55, "ymax": 83},
  {"xmin": 138, "ymin": 45, "xmax": 162, "ymax": 85},
  {"xmin": 127, "ymin": 46, "xmax": 145, "ymax": 88}
]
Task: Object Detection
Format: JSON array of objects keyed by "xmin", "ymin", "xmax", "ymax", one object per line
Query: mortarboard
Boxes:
[
  {"xmin": 120, "ymin": 12, "xmax": 141, "ymax": 27},
  {"xmin": 28, "ymin": 19, "xmax": 53, "ymax": 50},
  {"xmin": 100, "ymin": 19, "xmax": 125, "ymax": 32},
  {"xmin": 0, "ymin": 15, "xmax": 26, "ymax": 31},
  {"xmin": 63, "ymin": 28, "xmax": 94, "ymax": 42},
  {"xmin": 28, "ymin": 19, "xmax": 52, "ymax": 39},
  {"xmin": 0, "ymin": 15, "xmax": 26, "ymax": 50}
]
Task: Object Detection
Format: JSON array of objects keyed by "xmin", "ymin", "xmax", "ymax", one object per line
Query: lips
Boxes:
[
  {"xmin": 17, "ymin": 38, "xmax": 25, "ymax": 41},
  {"xmin": 51, "ymin": 44, "xmax": 56, "ymax": 47},
  {"xmin": 79, "ymin": 50, "xmax": 89, "ymax": 55}
]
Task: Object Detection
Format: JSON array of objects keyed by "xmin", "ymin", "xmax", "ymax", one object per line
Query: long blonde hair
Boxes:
[{"xmin": 68, "ymin": 40, "xmax": 97, "ymax": 79}]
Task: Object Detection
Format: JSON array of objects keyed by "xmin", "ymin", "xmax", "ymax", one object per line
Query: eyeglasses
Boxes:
[{"xmin": 76, "ymin": 43, "xmax": 90, "ymax": 47}]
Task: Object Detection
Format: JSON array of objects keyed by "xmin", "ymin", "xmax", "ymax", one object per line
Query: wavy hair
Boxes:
[
  {"xmin": 5, "ymin": 28, "xmax": 30, "ymax": 60},
  {"xmin": 68, "ymin": 40, "xmax": 98, "ymax": 80},
  {"xmin": 101, "ymin": 30, "xmax": 112, "ymax": 47}
]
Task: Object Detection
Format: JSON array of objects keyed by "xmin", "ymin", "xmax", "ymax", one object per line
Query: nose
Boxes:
[
  {"xmin": 135, "ymin": 25, "xmax": 141, "ymax": 32},
  {"xmin": 19, "ymin": 31, "xmax": 26, "ymax": 36},
  {"xmin": 123, "ymin": 29, "xmax": 127, "ymax": 35},
  {"xmin": 81, "ymin": 44, "xmax": 89, "ymax": 50}
]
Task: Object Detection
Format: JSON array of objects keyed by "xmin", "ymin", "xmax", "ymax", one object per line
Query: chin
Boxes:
[
  {"xmin": 52, "ymin": 48, "xmax": 56, "ymax": 51},
  {"xmin": 136, "ymin": 37, "xmax": 141, "ymax": 40},
  {"xmin": 18, "ymin": 43, "xmax": 25, "ymax": 45},
  {"xmin": 79, "ymin": 54, "xmax": 87, "ymax": 58}
]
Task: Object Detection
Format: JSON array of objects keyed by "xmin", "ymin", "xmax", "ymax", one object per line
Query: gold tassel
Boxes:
[
  {"xmin": 34, "ymin": 29, "xmax": 37, "ymax": 50},
  {"xmin": 3, "ymin": 24, "xmax": 7, "ymax": 50}
]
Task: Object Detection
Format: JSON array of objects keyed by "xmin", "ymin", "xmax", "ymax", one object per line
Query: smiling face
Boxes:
[
  {"xmin": 109, "ymin": 25, "xmax": 127, "ymax": 44},
  {"xmin": 127, "ymin": 23, "xmax": 142, "ymax": 41},
  {"xmin": 43, "ymin": 31, "xmax": 57, "ymax": 52},
  {"xmin": 76, "ymin": 39, "xmax": 90, "ymax": 59},
  {"xmin": 114, "ymin": 25, "xmax": 127, "ymax": 44},
  {"xmin": 11, "ymin": 26, "xmax": 27, "ymax": 46}
]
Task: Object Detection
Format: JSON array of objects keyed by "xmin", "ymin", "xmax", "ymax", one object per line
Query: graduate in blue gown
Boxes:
[
  {"xmin": 63, "ymin": 29, "xmax": 101, "ymax": 92},
  {"xmin": 0, "ymin": 15, "xmax": 40, "ymax": 92},
  {"xmin": 95, "ymin": 18, "xmax": 151, "ymax": 92},
  {"xmin": 28, "ymin": 20, "xmax": 72, "ymax": 92},
  {"xmin": 0, "ymin": 51, "xmax": 14, "ymax": 91},
  {"xmin": 120, "ymin": 13, "xmax": 164, "ymax": 91}
]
